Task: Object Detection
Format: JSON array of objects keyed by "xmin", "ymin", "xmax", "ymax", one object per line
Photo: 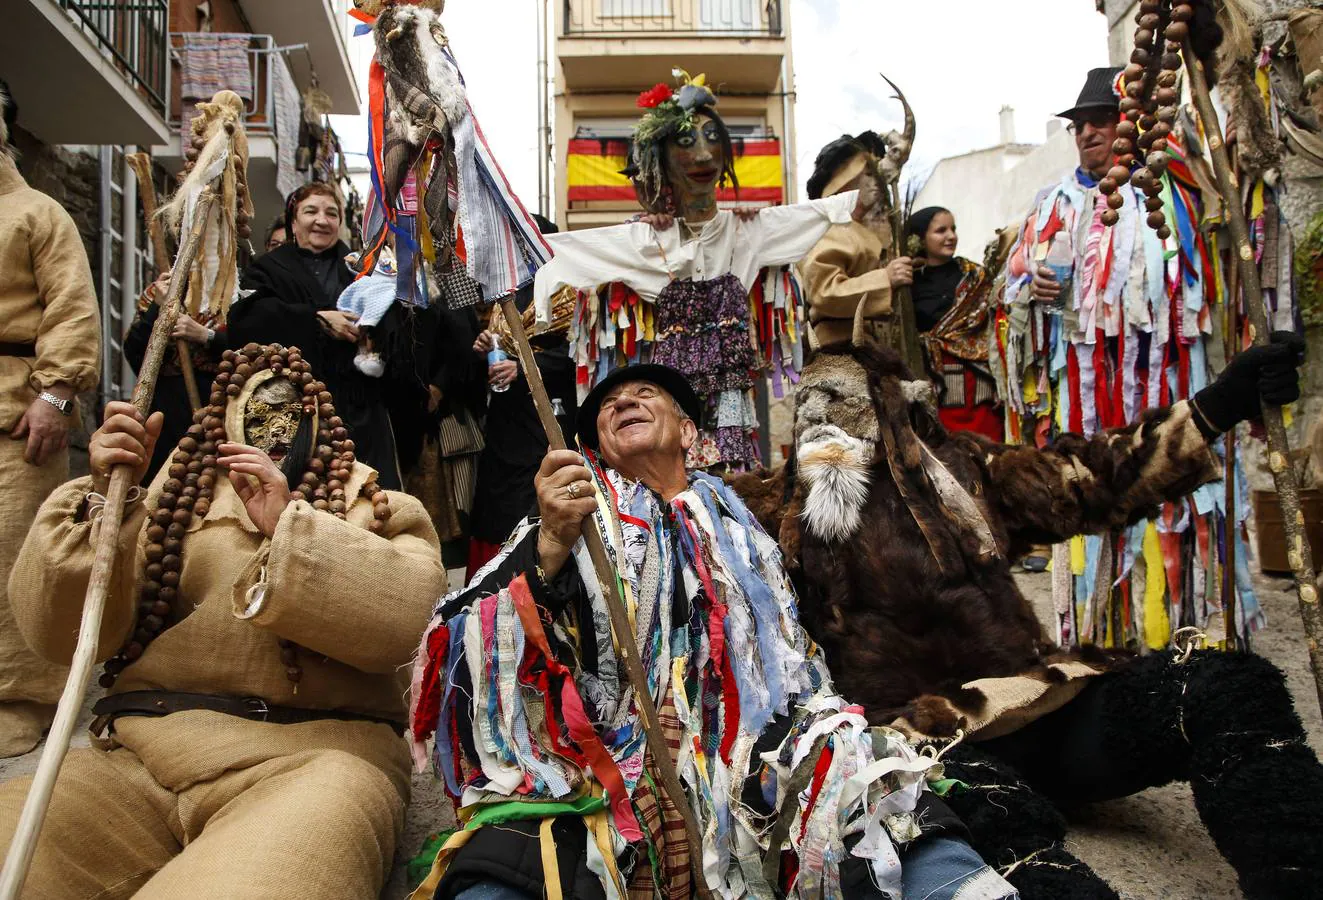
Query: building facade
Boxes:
[
  {"xmin": 913, "ymin": 107, "xmax": 1079, "ymax": 260},
  {"xmin": 3, "ymin": 0, "xmax": 358, "ymax": 407},
  {"xmin": 552, "ymin": 0, "xmax": 797, "ymax": 230}
]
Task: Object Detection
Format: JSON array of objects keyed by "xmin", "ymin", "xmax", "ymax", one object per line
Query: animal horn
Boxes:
[{"xmin": 880, "ymin": 72, "xmax": 916, "ymax": 169}]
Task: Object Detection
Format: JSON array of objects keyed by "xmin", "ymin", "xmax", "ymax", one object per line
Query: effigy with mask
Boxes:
[
  {"xmin": 534, "ymin": 70, "xmax": 867, "ymax": 471},
  {"xmin": 97, "ymin": 342, "xmax": 393, "ymax": 689}
]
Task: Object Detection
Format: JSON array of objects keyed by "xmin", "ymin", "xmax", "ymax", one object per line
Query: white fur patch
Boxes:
[
  {"xmin": 797, "ymin": 425, "xmax": 873, "ymax": 543},
  {"xmin": 397, "ymin": 7, "xmax": 467, "ymax": 126}
]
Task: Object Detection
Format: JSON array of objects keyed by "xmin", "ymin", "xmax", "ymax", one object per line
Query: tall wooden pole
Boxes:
[
  {"xmin": 1184, "ymin": 42, "xmax": 1323, "ymax": 710},
  {"xmin": 0, "ymin": 189, "xmax": 220, "ymax": 900},
  {"xmin": 1224, "ymin": 253, "xmax": 1240, "ymax": 652},
  {"xmin": 496, "ymin": 299, "xmax": 712, "ymax": 899},
  {"xmin": 126, "ymin": 152, "xmax": 204, "ymax": 413}
]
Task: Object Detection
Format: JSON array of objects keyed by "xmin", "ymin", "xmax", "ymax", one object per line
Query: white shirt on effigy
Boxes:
[{"xmin": 532, "ymin": 190, "xmax": 859, "ymax": 326}]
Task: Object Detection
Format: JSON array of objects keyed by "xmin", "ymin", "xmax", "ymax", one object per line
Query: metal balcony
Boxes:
[
  {"xmin": 166, "ymin": 33, "xmax": 282, "ymax": 138},
  {"xmin": 563, "ymin": 0, "xmax": 783, "ymax": 37},
  {"xmin": 4, "ymin": 0, "xmax": 170, "ymax": 144}
]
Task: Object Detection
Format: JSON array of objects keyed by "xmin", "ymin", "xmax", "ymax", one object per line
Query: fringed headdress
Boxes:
[{"xmin": 161, "ymin": 90, "xmax": 253, "ymax": 327}]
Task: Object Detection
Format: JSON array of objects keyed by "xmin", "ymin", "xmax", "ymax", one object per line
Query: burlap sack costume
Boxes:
[
  {"xmin": 0, "ymin": 456, "xmax": 445, "ymax": 898},
  {"xmin": 0, "ymin": 151, "xmax": 100, "ymax": 756}
]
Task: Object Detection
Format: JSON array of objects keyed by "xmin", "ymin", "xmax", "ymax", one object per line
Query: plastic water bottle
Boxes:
[
  {"xmin": 1042, "ymin": 238, "xmax": 1073, "ymax": 308},
  {"xmin": 488, "ymin": 346, "xmax": 511, "ymax": 393}
]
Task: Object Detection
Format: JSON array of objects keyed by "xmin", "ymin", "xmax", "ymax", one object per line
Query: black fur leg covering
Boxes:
[
  {"xmin": 1175, "ymin": 651, "xmax": 1323, "ymax": 900},
  {"xmin": 941, "ymin": 745, "xmax": 1118, "ymax": 900}
]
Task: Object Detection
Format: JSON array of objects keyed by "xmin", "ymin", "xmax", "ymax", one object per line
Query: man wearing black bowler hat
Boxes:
[{"xmin": 408, "ymin": 363, "xmax": 1016, "ymax": 900}]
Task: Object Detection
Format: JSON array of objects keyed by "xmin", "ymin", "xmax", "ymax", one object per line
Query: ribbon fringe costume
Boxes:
[
  {"xmin": 991, "ymin": 126, "xmax": 1286, "ymax": 650},
  {"xmin": 533, "ymin": 194, "xmax": 855, "ymax": 469},
  {"xmin": 409, "ymin": 466, "xmax": 993, "ymax": 898}
]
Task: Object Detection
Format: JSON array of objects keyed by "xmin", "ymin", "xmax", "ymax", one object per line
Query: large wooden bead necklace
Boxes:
[
  {"xmin": 98, "ymin": 342, "xmax": 393, "ymax": 689},
  {"xmin": 1100, "ymin": 0, "xmax": 1193, "ymax": 237}
]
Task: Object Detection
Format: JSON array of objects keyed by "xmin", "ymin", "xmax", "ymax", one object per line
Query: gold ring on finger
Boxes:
[{"xmin": 566, "ymin": 481, "xmax": 581, "ymax": 499}]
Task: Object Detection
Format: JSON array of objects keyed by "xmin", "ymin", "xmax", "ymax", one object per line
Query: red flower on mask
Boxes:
[{"xmin": 637, "ymin": 83, "xmax": 673, "ymax": 109}]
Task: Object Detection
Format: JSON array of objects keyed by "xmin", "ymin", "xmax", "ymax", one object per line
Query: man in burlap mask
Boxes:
[{"xmin": 0, "ymin": 343, "xmax": 446, "ymax": 899}]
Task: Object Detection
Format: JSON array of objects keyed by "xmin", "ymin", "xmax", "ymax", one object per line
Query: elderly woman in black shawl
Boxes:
[{"xmin": 229, "ymin": 183, "xmax": 430, "ymax": 490}]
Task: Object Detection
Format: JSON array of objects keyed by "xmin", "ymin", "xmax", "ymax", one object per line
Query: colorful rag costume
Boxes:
[
  {"xmin": 991, "ymin": 144, "xmax": 1264, "ymax": 650},
  {"xmin": 410, "ymin": 466, "xmax": 1014, "ymax": 899},
  {"xmin": 533, "ymin": 193, "xmax": 856, "ymax": 469},
  {"xmin": 913, "ymin": 257, "xmax": 1002, "ymax": 442}
]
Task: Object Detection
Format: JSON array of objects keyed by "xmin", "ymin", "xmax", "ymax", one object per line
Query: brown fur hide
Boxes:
[{"xmin": 731, "ymin": 341, "xmax": 1218, "ymax": 734}]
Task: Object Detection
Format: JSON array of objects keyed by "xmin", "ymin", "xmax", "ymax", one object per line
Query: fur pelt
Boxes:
[
  {"xmin": 774, "ymin": 341, "xmax": 1048, "ymax": 722},
  {"xmin": 732, "ymin": 340, "xmax": 1219, "ymax": 731},
  {"xmin": 375, "ymin": 5, "xmax": 466, "ymax": 129},
  {"xmin": 354, "ymin": 0, "xmax": 443, "ymax": 15}
]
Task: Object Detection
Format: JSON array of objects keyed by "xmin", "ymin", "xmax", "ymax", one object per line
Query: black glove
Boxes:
[{"xmin": 1191, "ymin": 331, "xmax": 1306, "ymax": 438}]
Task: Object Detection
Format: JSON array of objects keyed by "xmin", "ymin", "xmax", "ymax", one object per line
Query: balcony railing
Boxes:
[
  {"xmin": 564, "ymin": 0, "xmax": 783, "ymax": 37},
  {"xmin": 55, "ymin": 0, "xmax": 169, "ymax": 115}
]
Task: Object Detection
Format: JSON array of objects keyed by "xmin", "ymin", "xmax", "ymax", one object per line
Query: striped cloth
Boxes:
[
  {"xmin": 443, "ymin": 47, "xmax": 551, "ymax": 304},
  {"xmin": 179, "ymin": 34, "xmax": 252, "ymax": 141}
]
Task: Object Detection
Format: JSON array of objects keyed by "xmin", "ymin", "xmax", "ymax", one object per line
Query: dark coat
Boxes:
[
  {"xmin": 123, "ymin": 302, "xmax": 225, "ymax": 480},
  {"xmin": 229, "ymin": 243, "xmax": 433, "ymax": 490},
  {"xmin": 732, "ymin": 342, "xmax": 1219, "ymax": 734},
  {"xmin": 468, "ymin": 290, "xmax": 577, "ymax": 544}
]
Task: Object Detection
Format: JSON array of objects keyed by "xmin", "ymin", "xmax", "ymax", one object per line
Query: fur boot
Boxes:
[
  {"xmin": 1177, "ymin": 651, "xmax": 1323, "ymax": 899},
  {"xmin": 941, "ymin": 745, "xmax": 1118, "ymax": 900}
]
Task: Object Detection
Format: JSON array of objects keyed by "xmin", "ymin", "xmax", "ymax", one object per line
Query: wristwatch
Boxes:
[{"xmin": 38, "ymin": 391, "xmax": 73, "ymax": 416}]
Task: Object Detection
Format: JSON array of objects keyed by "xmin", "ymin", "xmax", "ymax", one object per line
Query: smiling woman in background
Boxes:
[
  {"xmin": 229, "ymin": 183, "xmax": 419, "ymax": 489},
  {"xmin": 905, "ymin": 206, "xmax": 1003, "ymax": 442}
]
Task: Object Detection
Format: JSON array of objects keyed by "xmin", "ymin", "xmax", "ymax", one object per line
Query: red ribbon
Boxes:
[{"xmin": 510, "ymin": 575, "xmax": 644, "ymax": 841}]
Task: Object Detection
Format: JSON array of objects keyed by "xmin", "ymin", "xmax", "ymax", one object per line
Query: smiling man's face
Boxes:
[
  {"xmin": 595, "ymin": 380, "xmax": 696, "ymax": 476},
  {"xmin": 1072, "ymin": 109, "xmax": 1120, "ymax": 178}
]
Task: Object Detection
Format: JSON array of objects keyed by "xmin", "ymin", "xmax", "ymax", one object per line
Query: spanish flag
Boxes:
[{"xmin": 567, "ymin": 138, "xmax": 784, "ymax": 204}]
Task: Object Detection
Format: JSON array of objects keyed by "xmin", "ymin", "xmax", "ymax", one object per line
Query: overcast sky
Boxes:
[{"xmin": 329, "ymin": 0, "xmax": 1110, "ymax": 210}]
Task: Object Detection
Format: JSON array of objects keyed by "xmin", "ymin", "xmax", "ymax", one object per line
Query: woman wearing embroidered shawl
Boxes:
[
  {"xmin": 409, "ymin": 363, "xmax": 1017, "ymax": 900},
  {"xmin": 905, "ymin": 207, "xmax": 1003, "ymax": 443}
]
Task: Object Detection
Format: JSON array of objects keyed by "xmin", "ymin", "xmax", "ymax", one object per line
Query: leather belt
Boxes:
[
  {"xmin": 91, "ymin": 690, "xmax": 405, "ymax": 736},
  {"xmin": 0, "ymin": 342, "xmax": 36, "ymax": 358}
]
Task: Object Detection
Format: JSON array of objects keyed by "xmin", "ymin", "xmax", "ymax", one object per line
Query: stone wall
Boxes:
[{"xmin": 10, "ymin": 126, "xmax": 102, "ymax": 472}]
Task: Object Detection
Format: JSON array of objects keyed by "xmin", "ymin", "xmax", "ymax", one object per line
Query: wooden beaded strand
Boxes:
[
  {"xmin": 1101, "ymin": 0, "xmax": 1190, "ymax": 239},
  {"xmin": 98, "ymin": 343, "xmax": 392, "ymax": 689}
]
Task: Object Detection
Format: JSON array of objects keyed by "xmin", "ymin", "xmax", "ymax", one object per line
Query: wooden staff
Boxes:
[
  {"xmin": 1224, "ymin": 251, "xmax": 1240, "ymax": 651},
  {"xmin": 1184, "ymin": 41, "xmax": 1322, "ymax": 710},
  {"xmin": 496, "ymin": 299, "xmax": 713, "ymax": 899},
  {"xmin": 126, "ymin": 152, "xmax": 203, "ymax": 413},
  {"xmin": 0, "ymin": 188, "xmax": 220, "ymax": 900}
]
